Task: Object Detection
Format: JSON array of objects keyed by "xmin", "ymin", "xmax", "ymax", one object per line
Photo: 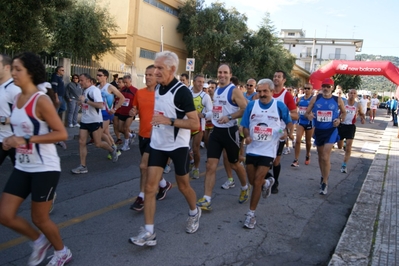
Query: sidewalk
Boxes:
[{"xmin": 330, "ymin": 124, "xmax": 399, "ymax": 265}]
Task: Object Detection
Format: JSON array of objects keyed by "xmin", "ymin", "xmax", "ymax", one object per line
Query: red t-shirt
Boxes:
[{"xmin": 116, "ymin": 85, "xmax": 138, "ymax": 116}]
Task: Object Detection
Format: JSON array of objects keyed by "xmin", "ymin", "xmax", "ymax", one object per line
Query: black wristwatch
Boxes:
[
  {"xmin": 227, "ymin": 114, "xmax": 233, "ymax": 120},
  {"xmin": 170, "ymin": 118, "xmax": 175, "ymax": 126},
  {"xmin": 84, "ymin": 98, "xmax": 89, "ymax": 104},
  {"xmin": 0, "ymin": 116, "xmax": 6, "ymax": 125},
  {"xmin": 23, "ymin": 134, "xmax": 31, "ymax": 149}
]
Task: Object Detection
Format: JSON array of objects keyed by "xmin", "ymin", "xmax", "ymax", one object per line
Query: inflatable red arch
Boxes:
[{"xmin": 309, "ymin": 60, "xmax": 399, "ymax": 98}]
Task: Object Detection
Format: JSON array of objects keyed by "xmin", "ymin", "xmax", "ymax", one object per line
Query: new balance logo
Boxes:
[{"xmin": 336, "ymin": 64, "xmax": 348, "ymax": 71}]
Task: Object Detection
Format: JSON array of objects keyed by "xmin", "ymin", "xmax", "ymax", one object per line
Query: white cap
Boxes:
[
  {"xmin": 203, "ymin": 83, "xmax": 209, "ymax": 89},
  {"xmin": 37, "ymin": 82, "xmax": 51, "ymax": 93}
]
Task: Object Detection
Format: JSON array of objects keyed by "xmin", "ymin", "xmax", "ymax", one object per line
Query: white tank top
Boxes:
[
  {"xmin": 342, "ymin": 102, "xmax": 358, "ymax": 125},
  {"xmin": 212, "ymin": 84, "xmax": 238, "ymax": 128},
  {"xmin": 246, "ymin": 99, "xmax": 283, "ymax": 158},
  {"xmin": 11, "ymin": 92, "xmax": 61, "ymax": 172},
  {"xmin": 150, "ymin": 83, "xmax": 190, "ymax": 151}
]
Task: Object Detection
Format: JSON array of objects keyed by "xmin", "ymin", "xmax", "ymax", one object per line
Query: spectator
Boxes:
[
  {"xmin": 65, "ymin": 74, "xmax": 82, "ymax": 127},
  {"xmin": 111, "ymin": 74, "xmax": 118, "ymax": 88}
]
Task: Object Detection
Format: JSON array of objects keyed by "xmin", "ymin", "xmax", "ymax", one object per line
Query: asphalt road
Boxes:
[{"xmin": 0, "ymin": 109, "xmax": 391, "ymax": 266}]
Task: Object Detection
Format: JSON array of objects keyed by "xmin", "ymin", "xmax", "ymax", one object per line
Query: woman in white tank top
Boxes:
[{"xmin": 0, "ymin": 52, "xmax": 72, "ymax": 265}]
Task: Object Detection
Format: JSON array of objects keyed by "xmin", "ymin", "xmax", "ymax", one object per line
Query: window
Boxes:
[
  {"xmin": 143, "ymin": 0, "xmax": 178, "ymax": 16},
  {"xmin": 288, "ymin": 32, "xmax": 295, "ymax": 36},
  {"xmin": 140, "ymin": 48, "xmax": 156, "ymax": 60}
]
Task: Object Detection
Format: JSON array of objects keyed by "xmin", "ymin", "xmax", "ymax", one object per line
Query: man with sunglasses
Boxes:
[
  {"xmin": 244, "ymin": 79, "xmax": 257, "ymax": 101},
  {"xmin": 305, "ymin": 78, "xmax": 346, "ymax": 195}
]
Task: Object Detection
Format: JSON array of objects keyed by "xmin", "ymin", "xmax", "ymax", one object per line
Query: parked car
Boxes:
[{"xmin": 379, "ymin": 102, "xmax": 387, "ymax": 109}]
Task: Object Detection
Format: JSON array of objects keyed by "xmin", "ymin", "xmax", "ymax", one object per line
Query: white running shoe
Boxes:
[
  {"xmin": 129, "ymin": 227, "xmax": 157, "ymax": 246},
  {"xmin": 221, "ymin": 179, "xmax": 235, "ymax": 189}
]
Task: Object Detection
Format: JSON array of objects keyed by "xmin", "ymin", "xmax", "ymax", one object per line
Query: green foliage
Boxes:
[
  {"xmin": 355, "ymin": 54, "xmax": 399, "ymax": 93},
  {"xmin": 383, "ymin": 96, "xmax": 390, "ymax": 102},
  {"xmin": 52, "ymin": 0, "xmax": 118, "ymax": 59},
  {"xmin": 0, "ymin": 0, "xmax": 117, "ymax": 59},
  {"xmin": 177, "ymin": 4, "xmax": 295, "ymax": 84},
  {"xmin": 332, "ymin": 74, "xmax": 362, "ymax": 92}
]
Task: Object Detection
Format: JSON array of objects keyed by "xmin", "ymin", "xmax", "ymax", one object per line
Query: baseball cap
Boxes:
[
  {"xmin": 203, "ymin": 83, "xmax": 209, "ymax": 89},
  {"xmin": 322, "ymin": 78, "xmax": 334, "ymax": 85}
]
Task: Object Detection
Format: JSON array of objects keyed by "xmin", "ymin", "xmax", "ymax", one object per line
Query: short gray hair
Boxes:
[
  {"xmin": 257, "ymin": 78, "xmax": 275, "ymax": 90},
  {"xmin": 155, "ymin": 51, "xmax": 179, "ymax": 75}
]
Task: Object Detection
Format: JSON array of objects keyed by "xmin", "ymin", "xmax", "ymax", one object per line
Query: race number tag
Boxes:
[
  {"xmin": 346, "ymin": 105, "xmax": 356, "ymax": 115},
  {"xmin": 122, "ymin": 98, "xmax": 130, "ymax": 107},
  {"xmin": 82, "ymin": 103, "xmax": 89, "ymax": 114},
  {"xmin": 298, "ymin": 106, "xmax": 307, "ymax": 115},
  {"xmin": 213, "ymin": 106, "xmax": 223, "ymax": 120},
  {"xmin": 16, "ymin": 144, "xmax": 36, "ymax": 164},
  {"xmin": 316, "ymin": 110, "xmax": 333, "ymax": 122},
  {"xmin": 253, "ymin": 126, "xmax": 272, "ymax": 141},
  {"xmin": 153, "ymin": 110, "xmax": 165, "ymax": 129}
]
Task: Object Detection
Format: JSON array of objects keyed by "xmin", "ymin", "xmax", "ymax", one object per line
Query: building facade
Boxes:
[
  {"xmin": 279, "ymin": 29, "xmax": 363, "ymax": 73},
  {"xmin": 97, "ymin": 0, "xmax": 187, "ymax": 87}
]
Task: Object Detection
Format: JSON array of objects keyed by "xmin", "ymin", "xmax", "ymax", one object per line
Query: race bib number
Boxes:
[
  {"xmin": 253, "ymin": 126, "xmax": 272, "ymax": 141},
  {"xmin": 122, "ymin": 99, "xmax": 130, "ymax": 107},
  {"xmin": 316, "ymin": 110, "xmax": 333, "ymax": 122},
  {"xmin": 153, "ymin": 110, "xmax": 165, "ymax": 129},
  {"xmin": 346, "ymin": 106, "xmax": 356, "ymax": 115},
  {"xmin": 298, "ymin": 106, "xmax": 307, "ymax": 115},
  {"xmin": 16, "ymin": 144, "xmax": 36, "ymax": 164},
  {"xmin": 213, "ymin": 106, "xmax": 223, "ymax": 120},
  {"xmin": 82, "ymin": 103, "xmax": 89, "ymax": 114}
]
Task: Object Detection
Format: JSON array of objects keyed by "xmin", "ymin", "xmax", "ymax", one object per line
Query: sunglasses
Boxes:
[
  {"xmin": 304, "ymin": 87, "xmax": 311, "ymax": 90},
  {"xmin": 321, "ymin": 85, "xmax": 332, "ymax": 88},
  {"xmin": 246, "ymin": 84, "xmax": 254, "ymax": 87},
  {"xmin": 97, "ymin": 74, "xmax": 104, "ymax": 77}
]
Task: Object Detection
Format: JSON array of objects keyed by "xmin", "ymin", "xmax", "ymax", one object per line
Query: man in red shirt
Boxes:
[
  {"xmin": 267, "ymin": 70, "xmax": 297, "ymax": 194},
  {"xmin": 117, "ymin": 75, "xmax": 138, "ymax": 151}
]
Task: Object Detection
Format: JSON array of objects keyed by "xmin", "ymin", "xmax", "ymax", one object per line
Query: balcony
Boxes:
[
  {"xmin": 300, "ymin": 53, "xmax": 317, "ymax": 58},
  {"xmin": 329, "ymin": 54, "xmax": 347, "ymax": 60}
]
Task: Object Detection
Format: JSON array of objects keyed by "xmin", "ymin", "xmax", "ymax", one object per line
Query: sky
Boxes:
[{"xmin": 203, "ymin": 0, "xmax": 399, "ymax": 57}]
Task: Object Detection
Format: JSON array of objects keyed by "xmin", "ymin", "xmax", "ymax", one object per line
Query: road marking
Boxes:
[
  {"xmin": 361, "ymin": 142, "xmax": 379, "ymax": 153},
  {"xmin": 0, "ymin": 165, "xmax": 224, "ymax": 251}
]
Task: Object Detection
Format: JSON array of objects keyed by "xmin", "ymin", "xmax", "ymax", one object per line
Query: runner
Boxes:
[
  {"xmin": 130, "ymin": 51, "xmax": 201, "ymax": 246},
  {"xmin": 305, "ymin": 78, "xmax": 346, "ymax": 195},
  {"xmin": 291, "ymin": 83, "xmax": 314, "ymax": 167},
  {"xmin": 337, "ymin": 89, "xmax": 365, "ymax": 173},
  {"xmin": 240, "ymin": 78, "xmax": 292, "ymax": 229},
  {"xmin": 129, "ymin": 65, "xmax": 172, "ymax": 211},
  {"xmin": 0, "ymin": 52, "xmax": 72, "ymax": 265},
  {"xmin": 369, "ymin": 93, "xmax": 379, "ymax": 123}
]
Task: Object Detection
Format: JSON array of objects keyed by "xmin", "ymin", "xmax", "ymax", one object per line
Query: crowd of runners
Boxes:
[{"xmin": 0, "ymin": 50, "xmax": 398, "ymax": 265}]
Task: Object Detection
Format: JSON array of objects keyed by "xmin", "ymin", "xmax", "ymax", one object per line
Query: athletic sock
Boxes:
[
  {"xmin": 204, "ymin": 195, "xmax": 211, "ymax": 202},
  {"xmin": 247, "ymin": 210, "xmax": 255, "ymax": 217},
  {"xmin": 139, "ymin": 192, "xmax": 144, "ymax": 199},
  {"xmin": 55, "ymin": 246, "xmax": 67, "ymax": 256},
  {"xmin": 159, "ymin": 178, "xmax": 167, "ymax": 188},
  {"xmin": 145, "ymin": 224, "xmax": 154, "ymax": 234},
  {"xmin": 273, "ymin": 164, "xmax": 281, "ymax": 180},
  {"xmin": 241, "ymin": 184, "xmax": 248, "ymax": 190},
  {"xmin": 189, "ymin": 208, "xmax": 198, "ymax": 216},
  {"xmin": 228, "ymin": 177, "xmax": 234, "ymax": 182}
]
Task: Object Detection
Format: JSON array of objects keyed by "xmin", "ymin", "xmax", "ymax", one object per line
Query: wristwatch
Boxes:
[
  {"xmin": 170, "ymin": 118, "xmax": 175, "ymax": 126},
  {"xmin": 227, "ymin": 114, "xmax": 232, "ymax": 120},
  {"xmin": 0, "ymin": 116, "xmax": 6, "ymax": 125},
  {"xmin": 23, "ymin": 134, "xmax": 31, "ymax": 149},
  {"xmin": 84, "ymin": 98, "xmax": 89, "ymax": 104}
]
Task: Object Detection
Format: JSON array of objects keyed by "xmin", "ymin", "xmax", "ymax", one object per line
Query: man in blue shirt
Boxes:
[{"xmin": 390, "ymin": 97, "xmax": 398, "ymax": 126}]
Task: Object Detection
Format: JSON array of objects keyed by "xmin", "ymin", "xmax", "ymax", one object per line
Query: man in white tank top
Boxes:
[
  {"xmin": 337, "ymin": 89, "xmax": 365, "ymax": 173},
  {"xmin": 130, "ymin": 51, "xmax": 201, "ymax": 247}
]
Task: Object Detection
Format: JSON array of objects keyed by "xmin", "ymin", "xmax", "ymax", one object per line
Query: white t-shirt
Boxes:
[
  {"xmin": 0, "ymin": 79, "xmax": 21, "ymax": 142},
  {"xmin": 81, "ymin": 85, "xmax": 103, "ymax": 123},
  {"xmin": 370, "ymin": 98, "xmax": 379, "ymax": 110}
]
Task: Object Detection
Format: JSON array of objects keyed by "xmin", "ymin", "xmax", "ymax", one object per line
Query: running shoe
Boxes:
[
  {"xmin": 291, "ymin": 160, "xmax": 299, "ymax": 167},
  {"xmin": 129, "ymin": 227, "xmax": 157, "ymax": 247},
  {"xmin": 71, "ymin": 165, "xmax": 88, "ymax": 174},
  {"xmin": 49, "ymin": 192, "xmax": 57, "ymax": 214},
  {"xmin": 320, "ymin": 183, "xmax": 328, "ymax": 195},
  {"xmin": 221, "ymin": 179, "xmax": 235, "ymax": 189},
  {"xmin": 130, "ymin": 196, "xmax": 144, "ymax": 211},
  {"xmin": 243, "ymin": 213, "xmax": 256, "ymax": 229},
  {"xmin": 341, "ymin": 165, "xmax": 347, "ymax": 173},
  {"xmin": 115, "ymin": 139, "xmax": 123, "ymax": 145},
  {"xmin": 108, "ymin": 149, "xmax": 121, "ymax": 160},
  {"xmin": 73, "ymin": 124, "xmax": 80, "ymax": 128},
  {"xmin": 271, "ymin": 184, "xmax": 279, "ymax": 194},
  {"xmin": 191, "ymin": 168, "xmax": 199, "ymax": 179},
  {"xmin": 186, "ymin": 207, "xmax": 201, "ymax": 234},
  {"xmin": 189, "ymin": 162, "xmax": 194, "ymax": 172},
  {"xmin": 196, "ymin": 197, "xmax": 212, "ymax": 211},
  {"xmin": 238, "ymin": 186, "xmax": 250, "ymax": 204},
  {"xmin": 128, "ymin": 133, "xmax": 136, "ymax": 145},
  {"xmin": 262, "ymin": 177, "xmax": 275, "ymax": 198},
  {"xmin": 28, "ymin": 236, "xmax": 51, "ymax": 266},
  {"xmin": 282, "ymin": 147, "xmax": 290, "ymax": 155},
  {"xmin": 111, "ymin": 148, "xmax": 118, "ymax": 162},
  {"xmin": 200, "ymin": 141, "xmax": 205, "ymax": 148},
  {"xmin": 305, "ymin": 156, "xmax": 310, "ymax": 165},
  {"xmin": 46, "ymin": 247, "xmax": 72, "ymax": 266},
  {"xmin": 156, "ymin": 181, "xmax": 172, "ymax": 200},
  {"xmin": 120, "ymin": 143, "xmax": 130, "ymax": 151},
  {"xmin": 163, "ymin": 164, "xmax": 171, "ymax": 174}
]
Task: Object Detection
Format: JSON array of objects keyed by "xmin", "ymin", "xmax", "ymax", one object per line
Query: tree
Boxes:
[
  {"xmin": 51, "ymin": 0, "xmax": 118, "ymax": 59},
  {"xmin": 0, "ymin": 0, "xmax": 73, "ymax": 52},
  {"xmin": 332, "ymin": 74, "xmax": 362, "ymax": 92}
]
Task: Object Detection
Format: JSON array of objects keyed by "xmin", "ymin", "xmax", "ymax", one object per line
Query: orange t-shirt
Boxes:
[{"xmin": 133, "ymin": 87, "xmax": 155, "ymax": 138}]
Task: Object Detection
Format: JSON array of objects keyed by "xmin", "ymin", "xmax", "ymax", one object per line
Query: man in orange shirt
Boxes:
[{"xmin": 129, "ymin": 65, "xmax": 172, "ymax": 211}]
